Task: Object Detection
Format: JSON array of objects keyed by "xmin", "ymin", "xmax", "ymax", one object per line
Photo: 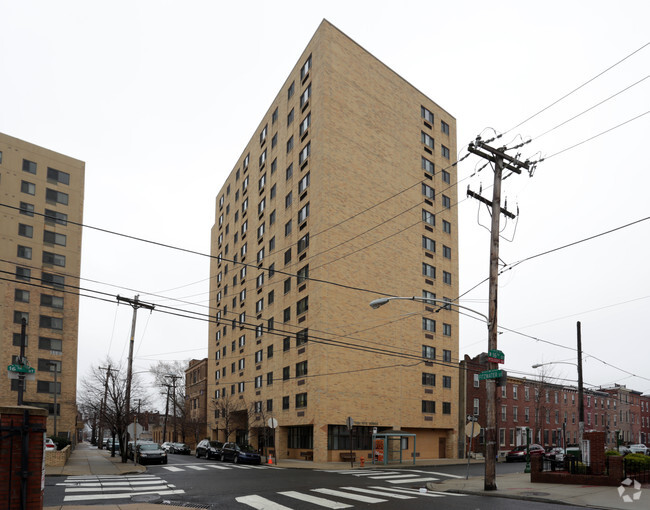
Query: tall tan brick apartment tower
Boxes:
[
  {"xmin": 208, "ymin": 20, "xmax": 458, "ymax": 462},
  {"xmin": 0, "ymin": 133, "xmax": 84, "ymax": 440}
]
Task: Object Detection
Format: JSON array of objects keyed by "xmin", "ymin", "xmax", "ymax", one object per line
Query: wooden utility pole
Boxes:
[
  {"xmin": 467, "ymin": 138, "xmax": 530, "ymax": 491},
  {"xmin": 98, "ymin": 365, "xmax": 117, "ymax": 449},
  {"xmin": 166, "ymin": 374, "xmax": 181, "ymax": 442},
  {"xmin": 117, "ymin": 295, "xmax": 154, "ymax": 462}
]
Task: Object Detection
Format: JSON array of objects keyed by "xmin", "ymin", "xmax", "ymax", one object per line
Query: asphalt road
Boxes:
[{"xmin": 45, "ymin": 454, "xmax": 595, "ymax": 509}]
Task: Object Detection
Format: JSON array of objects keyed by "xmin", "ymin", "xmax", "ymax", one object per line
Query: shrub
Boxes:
[
  {"xmin": 605, "ymin": 450, "xmax": 621, "ymax": 456},
  {"xmin": 50, "ymin": 435, "xmax": 71, "ymax": 451},
  {"xmin": 625, "ymin": 453, "xmax": 650, "ymax": 470}
]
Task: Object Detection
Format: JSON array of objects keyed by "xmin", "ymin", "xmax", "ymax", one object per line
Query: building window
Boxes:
[
  {"xmin": 443, "ymin": 220, "xmax": 451, "ymax": 233},
  {"xmin": 272, "ymin": 107, "xmax": 278, "ymax": 124},
  {"xmin": 442, "ymin": 170, "xmax": 450, "ymax": 184},
  {"xmin": 288, "ymin": 81, "xmax": 295, "ymax": 100},
  {"xmin": 421, "ymin": 156, "xmax": 434, "ymax": 175},
  {"xmin": 422, "ymin": 183, "xmax": 435, "ymax": 199},
  {"xmin": 422, "ymin": 345, "xmax": 435, "ymax": 359},
  {"xmin": 442, "ymin": 402, "xmax": 451, "ymax": 414},
  {"xmin": 260, "ymin": 124, "xmax": 268, "ymax": 145},
  {"xmin": 421, "ymin": 132, "xmax": 434, "ymax": 149},
  {"xmin": 441, "ymin": 120, "xmax": 450, "ymax": 135},
  {"xmin": 21, "ymin": 181, "xmax": 36, "ymax": 195},
  {"xmin": 16, "ymin": 267, "xmax": 31, "ymax": 281},
  {"xmin": 14, "ymin": 311, "xmax": 29, "ymax": 324},
  {"xmin": 286, "ymin": 135, "xmax": 294, "ymax": 153},
  {"xmin": 422, "ymin": 373, "xmax": 435, "ymax": 386},
  {"xmin": 443, "ymin": 246, "xmax": 451, "ymax": 259},
  {"xmin": 442, "ymin": 323, "xmax": 451, "ymax": 336},
  {"xmin": 19, "ymin": 202, "xmax": 34, "ymax": 216},
  {"xmin": 256, "ymin": 299, "xmax": 264, "ymax": 313},
  {"xmin": 41, "ymin": 295, "xmax": 64, "ymax": 309},
  {"xmin": 297, "ymin": 265, "xmax": 308, "ymax": 285},
  {"xmin": 18, "ymin": 224, "xmax": 33, "ymax": 238},
  {"xmin": 300, "ymin": 55, "xmax": 312, "ymax": 80},
  {"xmin": 443, "ymin": 349, "xmax": 451, "ymax": 362},
  {"xmin": 42, "ymin": 273, "xmax": 64, "ymax": 289},
  {"xmin": 442, "ymin": 195, "xmax": 451, "ymax": 209},
  {"xmin": 422, "ymin": 263, "xmax": 436, "ymax": 278},
  {"xmin": 267, "ymin": 372, "xmax": 274, "ymax": 385},
  {"xmin": 23, "ymin": 159, "xmax": 37, "ymax": 174},
  {"xmin": 473, "ymin": 374, "xmax": 480, "ymax": 388},
  {"xmin": 15, "ymin": 289, "xmax": 30, "ymax": 303},
  {"xmin": 43, "ymin": 251, "xmax": 66, "ymax": 267},
  {"xmin": 295, "ymin": 393, "xmax": 308, "ymax": 409},
  {"xmin": 286, "ymin": 163, "xmax": 293, "ymax": 180},
  {"xmin": 443, "ymin": 271, "xmax": 452, "ymax": 285},
  {"xmin": 47, "ymin": 167, "xmax": 70, "ymax": 185},
  {"xmin": 46, "ymin": 188, "xmax": 69, "ymax": 205},
  {"xmin": 284, "ymin": 249, "xmax": 292, "ymax": 264},
  {"xmin": 282, "ymin": 396, "xmax": 290, "ymax": 410},
  {"xmin": 17, "ymin": 245, "xmax": 32, "ymax": 260},
  {"xmin": 421, "ymin": 106, "xmax": 434, "ymax": 123},
  {"xmin": 285, "ymin": 191, "xmax": 293, "ymax": 209},
  {"xmin": 258, "ymin": 198, "xmax": 266, "ymax": 215},
  {"xmin": 422, "ymin": 401, "xmax": 435, "ymax": 413},
  {"xmin": 300, "ymin": 112, "xmax": 311, "ymax": 137},
  {"xmin": 422, "ymin": 318, "xmax": 436, "ymax": 332},
  {"xmin": 299, "ymin": 172, "xmax": 310, "ymax": 194},
  {"xmin": 299, "ymin": 142, "xmax": 310, "ymax": 165},
  {"xmin": 441, "ymin": 145, "xmax": 450, "ymax": 159},
  {"xmin": 422, "ymin": 209, "xmax": 435, "ymax": 226},
  {"xmin": 257, "ymin": 247, "xmax": 265, "ymax": 263},
  {"xmin": 283, "ymin": 366, "xmax": 290, "ymax": 380},
  {"xmin": 255, "ymin": 350, "xmax": 263, "ymax": 364},
  {"xmin": 287, "ymin": 108, "xmax": 294, "ymax": 125},
  {"xmin": 443, "ymin": 376, "xmax": 452, "ymax": 388},
  {"xmin": 39, "ymin": 315, "xmax": 63, "ymax": 330},
  {"xmin": 297, "ymin": 233, "xmax": 309, "ymax": 253},
  {"xmin": 300, "ymin": 84, "xmax": 311, "ymax": 109},
  {"xmin": 296, "ymin": 361, "xmax": 308, "ymax": 377},
  {"xmin": 473, "ymin": 398, "xmax": 480, "ymax": 415},
  {"xmin": 422, "ymin": 236, "xmax": 435, "ymax": 252},
  {"xmin": 296, "ymin": 296, "xmax": 308, "ymax": 315},
  {"xmin": 298, "ymin": 203, "xmax": 309, "ymax": 223},
  {"xmin": 296, "ymin": 328, "xmax": 308, "ymax": 346}
]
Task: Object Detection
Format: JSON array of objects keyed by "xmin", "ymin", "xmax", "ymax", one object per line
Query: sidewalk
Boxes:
[{"xmin": 46, "ymin": 445, "xmax": 645, "ymax": 510}]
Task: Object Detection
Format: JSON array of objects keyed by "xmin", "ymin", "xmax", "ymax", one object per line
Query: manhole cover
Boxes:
[
  {"xmin": 519, "ymin": 491, "xmax": 551, "ymax": 497},
  {"xmin": 132, "ymin": 494, "xmax": 163, "ymax": 504}
]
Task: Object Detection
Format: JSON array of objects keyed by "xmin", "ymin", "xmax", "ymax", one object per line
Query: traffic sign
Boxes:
[
  {"xmin": 478, "ymin": 369, "xmax": 503, "ymax": 380},
  {"xmin": 487, "ymin": 349, "xmax": 505, "ymax": 363},
  {"xmin": 8, "ymin": 364, "xmax": 35, "ymax": 374},
  {"xmin": 346, "ymin": 417, "xmax": 354, "ymax": 430},
  {"xmin": 267, "ymin": 418, "xmax": 278, "ymax": 429},
  {"xmin": 465, "ymin": 422, "xmax": 481, "ymax": 438}
]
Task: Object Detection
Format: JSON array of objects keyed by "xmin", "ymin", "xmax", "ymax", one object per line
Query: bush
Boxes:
[
  {"xmin": 625, "ymin": 453, "xmax": 650, "ymax": 470},
  {"xmin": 50, "ymin": 435, "xmax": 71, "ymax": 451},
  {"xmin": 605, "ymin": 450, "xmax": 621, "ymax": 456}
]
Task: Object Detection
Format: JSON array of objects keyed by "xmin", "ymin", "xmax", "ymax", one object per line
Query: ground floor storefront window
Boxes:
[
  {"xmin": 327, "ymin": 425, "xmax": 374, "ymax": 450},
  {"xmin": 288, "ymin": 425, "xmax": 312, "ymax": 449}
]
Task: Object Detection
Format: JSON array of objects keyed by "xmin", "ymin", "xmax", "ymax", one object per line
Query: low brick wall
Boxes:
[
  {"xmin": 530, "ymin": 454, "xmax": 624, "ymax": 486},
  {"xmin": 45, "ymin": 445, "xmax": 71, "ymax": 467}
]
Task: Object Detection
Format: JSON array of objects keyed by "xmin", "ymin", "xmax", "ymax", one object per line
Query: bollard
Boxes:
[{"xmin": 360, "ymin": 456, "xmax": 365, "ymax": 468}]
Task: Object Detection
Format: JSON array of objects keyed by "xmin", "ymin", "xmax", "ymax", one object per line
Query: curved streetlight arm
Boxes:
[
  {"xmin": 531, "ymin": 361, "xmax": 578, "ymax": 369},
  {"xmin": 369, "ymin": 296, "xmax": 489, "ymax": 325}
]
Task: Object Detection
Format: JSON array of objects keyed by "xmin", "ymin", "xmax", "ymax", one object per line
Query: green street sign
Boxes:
[
  {"xmin": 7, "ymin": 364, "xmax": 35, "ymax": 374},
  {"xmin": 488, "ymin": 349, "xmax": 504, "ymax": 360},
  {"xmin": 478, "ymin": 369, "xmax": 503, "ymax": 380}
]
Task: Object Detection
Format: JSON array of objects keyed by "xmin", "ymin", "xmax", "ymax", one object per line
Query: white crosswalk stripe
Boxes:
[
  {"xmin": 311, "ymin": 488, "xmax": 387, "ymax": 503},
  {"xmin": 161, "ymin": 462, "xmax": 280, "ymax": 472},
  {"xmin": 339, "ymin": 486, "xmax": 415, "ymax": 499},
  {"xmin": 236, "ymin": 494, "xmax": 293, "ymax": 510},
  {"xmin": 278, "ymin": 490, "xmax": 352, "ymax": 508},
  {"xmin": 57, "ymin": 474, "xmax": 183, "ymax": 502}
]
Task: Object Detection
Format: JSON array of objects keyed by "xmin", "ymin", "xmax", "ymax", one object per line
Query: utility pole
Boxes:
[
  {"xmin": 166, "ymin": 374, "xmax": 181, "ymax": 442},
  {"xmin": 48, "ymin": 362, "xmax": 59, "ymax": 437},
  {"xmin": 162, "ymin": 385, "xmax": 171, "ymax": 443},
  {"xmin": 117, "ymin": 295, "xmax": 155, "ymax": 462},
  {"xmin": 467, "ymin": 137, "xmax": 531, "ymax": 491},
  {"xmin": 17, "ymin": 318, "xmax": 27, "ymax": 406},
  {"xmin": 98, "ymin": 365, "xmax": 117, "ymax": 449},
  {"xmin": 577, "ymin": 321, "xmax": 585, "ymax": 451}
]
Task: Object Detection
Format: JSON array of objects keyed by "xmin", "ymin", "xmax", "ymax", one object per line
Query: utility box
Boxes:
[{"xmin": 0, "ymin": 405, "xmax": 48, "ymax": 510}]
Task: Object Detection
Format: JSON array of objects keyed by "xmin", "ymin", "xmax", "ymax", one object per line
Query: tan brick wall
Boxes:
[{"xmin": 207, "ymin": 20, "xmax": 459, "ymax": 461}]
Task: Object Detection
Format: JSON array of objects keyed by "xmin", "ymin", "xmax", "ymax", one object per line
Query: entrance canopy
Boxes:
[{"xmin": 371, "ymin": 430, "xmax": 416, "ymax": 465}]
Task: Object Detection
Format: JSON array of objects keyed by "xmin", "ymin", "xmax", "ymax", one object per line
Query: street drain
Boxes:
[{"xmin": 159, "ymin": 500, "xmax": 213, "ymax": 509}]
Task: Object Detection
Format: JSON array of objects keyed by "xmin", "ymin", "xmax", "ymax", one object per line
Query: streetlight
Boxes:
[{"xmin": 370, "ymin": 295, "xmax": 499, "ymax": 487}]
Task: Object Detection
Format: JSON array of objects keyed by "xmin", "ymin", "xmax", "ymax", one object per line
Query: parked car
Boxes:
[
  {"xmin": 106, "ymin": 439, "xmax": 120, "ymax": 451},
  {"xmin": 544, "ymin": 447, "xmax": 565, "ymax": 468},
  {"xmin": 220, "ymin": 442, "xmax": 261, "ymax": 464},
  {"xmin": 618, "ymin": 445, "xmax": 632, "ymax": 455},
  {"xmin": 161, "ymin": 441, "xmax": 174, "ymax": 452},
  {"xmin": 45, "ymin": 438, "xmax": 56, "ymax": 451},
  {"xmin": 628, "ymin": 444, "xmax": 649, "ymax": 455},
  {"xmin": 196, "ymin": 439, "xmax": 224, "ymax": 459},
  {"xmin": 505, "ymin": 444, "xmax": 545, "ymax": 462},
  {"xmin": 170, "ymin": 442, "xmax": 191, "ymax": 455},
  {"xmin": 128, "ymin": 440, "xmax": 154, "ymax": 459},
  {"xmin": 135, "ymin": 443, "xmax": 167, "ymax": 465}
]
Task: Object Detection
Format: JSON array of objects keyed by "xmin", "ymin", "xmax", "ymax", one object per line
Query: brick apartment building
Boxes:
[
  {"xmin": 185, "ymin": 358, "xmax": 208, "ymax": 449},
  {"xmin": 0, "ymin": 133, "xmax": 84, "ymax": 440},
  {"xmin": 207, "ymin": 20, "xmax": 459, "ymax": 462},
  {"xmin": 461, "ymin": 354, "xmax": 649, "ymax": 456}
]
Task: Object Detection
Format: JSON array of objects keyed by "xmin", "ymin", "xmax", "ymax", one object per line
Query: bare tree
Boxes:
[
  {"xmin": 150, "ymin": 360, "xmax": 189, "ymax": 442},
  {"xmin": 211, "ymin": 394, "xmax": 244, "ymax": 442},
  {"xmin": 530, "ymin": 365, "xmax": 558, "ymax": 447},
  {"xmin": 247, "ymin": 400, "xmax": 275, "ymax": 456}
]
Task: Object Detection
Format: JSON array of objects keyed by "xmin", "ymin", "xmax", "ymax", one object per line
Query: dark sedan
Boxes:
[
  {"xmin": 169, "ymin": 442, "xmax": 191, "ymax": 455},
  {"xmin": 505, "ymin": 443, "xmax": 545, "ymax": 462},
  {"xmin": 196, "ymin": 439, "xmax": 224, "ymax": 459},
  {"xmin": 136, "ymin": 443, "xmax": 168, "ymax": 465},
  {"xmin": 220, "ymin": 442, "xmax": 261, "ymax": 464}
]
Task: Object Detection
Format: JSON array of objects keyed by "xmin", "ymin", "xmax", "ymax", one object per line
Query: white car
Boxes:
[
  {"xmin": 45, "ymin": 438, "xmax": 56, "ymax": 451},
  {"xmin": 628, "ymin": 444, "xmax": 649, "ymax": 455}
]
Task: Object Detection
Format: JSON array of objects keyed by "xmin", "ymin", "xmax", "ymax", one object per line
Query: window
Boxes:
[
  {"xmin": 243, "ymin": 176, "xmax": 249, "ymax": 191},
  {"xmin": 422, "ymin": 183, "xmax": 435, "ymax": 199},
  {"xmin": 17, "ymin": 245, "xmax": 32, "ymax": 260},
  {"xmin": 255, "ymin": 324, "xmax": 263, "ymax": 338},
  {"xmin": 258, "ymin": 174, "xmax": 266, "ymax": 191},
  {"xmin": 39, "ymin": 315, "xmax": 63, "ymax": 330},
  {"xmin": 23, "ymin": 159, "xmax": 37, "ymax": 174},
  {"xmin": 301, "ymin": 55, "xmax": 312, "ymax": 80},
  {"xmin": 422, "ymin": 209, "xmax": 435, "ymax": 226},
  {"xmin": 443, "ymin": 246, "xmax": 451, "ymax": 259},
  {"xmin": 443, "ymin": 271, "xmax": 452, "ymax": 285},
  {"xmin": 442, "ymin": 402, "xmax": 451, "ymax": 414},
  {"xmin": 422, "ymin": 263, "xmax": 436, "ymax": 278},
  {"xmin": 240, "ymin": 243, "xmax": 247, "ymax": 257},
  {"xmin": 296, "ymin": 296, "xmax": 308, "ymax": 315},
  {"xmin": 421, "ymin": 106, "xmax": 434, "ymax": 123},
  {"xmin": 16, "ymin": 267, "xmax": 31, "ymax": 281},
  {"xmin": 300, "ymin": 113, "xmax": 311, "ymax": 137},
  {"xmin": 421, "ymin": 132, "xmax": 434, "ymax": 149},
  {"xmin": 422, "ymin": 318, "xmax": 436, "ymax": 332},
  {"xmin": 283, "ymin": 366, "xmax": 290, "ymax": 380},
  {"xmin": 287, "ymin": 81, "xmax": 295, "ymax": 100},
  {"xmin": 287, "ymin": 108, "xmax": 294, "ymax": 125},
  {"xmin": 441, "ymin": 196, "xmax": 451, "ymax": 210},
  {"xmin": 296, "ymin": 328, "xmax": 308, "ymax": 346},
  {"xmin": 258, "ymin": 198, "xmax": 266, "ymax": 215},
  {"xmin": 282, "ymin": 396, "xmax": 290, "ymax": 410},
  {"xmin": 270, "ymin": 210, "xmax": 276, "ymax": 225},
  {"xmin": 19, "ymin": 202, "xmax": 34, "ymax": 216},
  {"xmin": 443, "ymin": 349, "xmax": 452, "ymax": 362},
  {"xmin": 297, "ymin": 233, "xmax": 309, "ymax": 253},
  {"xmin": 284, "ymin": 278, "xmax": 291, "ymax": 294},
  {"xmin": 21, "ymin": 181, "xmax": 35, "ymax": 195},
  {"xmin": 299, "ymin": 142, "xmax": 310, "ymax": 165},
  {"xmin": 502, "ymin": 406, "xmax": 507, "ymax": 421},
  {"xmin": 297, "ymin": 265, "xmax": 308, "ymax": 284},
  {"xmin": 443, "ymin": 220, "xmax": 451, "ymax": 233},
  {"xmin": 296, "ymin": 361, "xmax": 308, "ymax": 377},
  {"xmin": 268, "ymin": 263, "xmax": 275, "ymax": 278},
  {"xmin": 299, "ymin": 172, "xmax": 310, "ymax": 194},
  {"xmin": 14, "ymin": 311, "xmax": 29, "ymax": 324},
  {"xmin": 257, "ymin": 222, "xmax": 265, "ymax": 238},
  {"xmin": 284, "ymin": 248, "xmax": 292, "ymax": 264},
  {"xmin": 286, "ymin": 163, "xmax": 293, "ymax": 180},
  {"xmin": 286, "ymin": 136, "xmax": 294, "ymax": 153},
  {"xmin": 422, "ymin": 236, "xmax": 435, "ymax": 252},
  {"xmin": 256, "ymin": 298, "xmax": 264, "ymax": 313},
  {"xmin": 443, "ymin": 323, "xmax": 452, "ymax": 336},
  {"xmin": 39, "ymin": 337, "xmax": 62, "ymax": 351},
  {"xmin": 422, "ymin": 157, "xmax": 434, "ymax": 175},
  {"xmin": 474, "ymin": 374, "xmax": 480, "ymax": 388},
  {"xmin": 422, "ymin": 373, "xmax": 435, "ymax": 386},
  {"xmin": 241, "ymin": 220, "xmax": 248, "ymax": 235},
  {"xmin": 295, "ymin": 393, "xmax": 307, "ymax": 408},
  {"xmin": 238, "ymin": 382, "xmax": 245, "ymax": 393},
  {"xmin": 18, "ymin": 224, "xmax": 33, "ymax": 238},
  {"xmin": 47, "ymin": 167, "xmax": 70, "ymax": 185},
  {"xmin": 422, "ymin": 401, "xmax": 435, "ymax": 413},
  {"xmin": 240, "ymin": 289, "xmax": 246, "ymax": 303},
  {"xmin": 285, "ymin": 192, "xmax": 293, "ymax": 209},
  {"xmin": 443, "ymin": 376, "xmax": 452, "ymax": 388},
  {"xmin": 298, "ymin": 203, "xmax": 309, "ymax": 223},
  {"xmin": 42, "ymin": 252, "xmax": 66, "ymax": 267},
  {"xmin": 260, "ymin": 124, "xmax": 268, "ymax": 144},
  {"xmin": 238, "ymin": 358, "xmax": 245, "ymax": 370},
  {"xmin": 240, "ymin": 266, "xmax": 247, "ymax": 280},
  {"xmin": 46, "ymin": 188, "xmax": 69, "ymax": 205},
  {"xmin": 256, "ymin": 273, "xmax": 264, "ymax": 288},
  {"xmin": 513, "ymin": 385, "xmax": 518, "ymax": 400},
  {"xmin": 441, "ymin": 145, "xmax": 450, "ymax": 159},
  {"xmin": 272, "ymin": 107, "xmax": 278, "ymax": 124},
  {"xmin": 473, "ymin": 398, "xmax": 480, "ymax": 416},
  {"xmin": 422, "ymin": 345, "xmax": 435, "ymax": 359},
  {"xmin": 267, "ymin": 372, "xmax": 274, "ymax": 385},
  {"xmin": 15, "ymin": 289, "xmax": 30, "ymax": 303},
  {"xmin": 442, "ymin": 170, "xmax": 450, "ymax": 184},
  {"xmin": 300, "ymin": 83, "xmax": 311, "ymax": 108},
  {"xmin": 42, "ymin": 273, "xmax": 64, "ymax": 289},
  {"xmin": 441, "ymin": 120, "xmax": 450, "ymax": 135}
]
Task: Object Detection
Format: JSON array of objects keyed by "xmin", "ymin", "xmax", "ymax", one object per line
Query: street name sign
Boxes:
[
  {"xmin": 8, "ymin": 364, "xmax": 35, "ymax": 374},
  {"xmin": 487, "ymin": 349, "xmax": 505, "ymax": 363},
  {"xmin": 478, "ymin": 369, "xmax": 503, "ymax": 380}
]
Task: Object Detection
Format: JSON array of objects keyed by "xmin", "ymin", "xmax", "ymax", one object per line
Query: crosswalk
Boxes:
[
  {"xmin": 162, "ymin": 463, "xmax": 281, "ymax": 472},
  {"xmin": 319, "ymin": 468, "xmax": 463, "ymax": 485},
  {"xmin": 236, "ymin": 485, "xmax": 466, "ymax": 509},
  {"xmin": 56, "ymin": 474, "xmax": 183, "ymax": 502}
]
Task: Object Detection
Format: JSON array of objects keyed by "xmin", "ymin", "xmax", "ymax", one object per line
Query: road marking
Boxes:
[
  {"xmin": 387, "ymin": 477, "xmax": 440, "ymax": 484},
  {"xmin": 423, "ymin": 470, "xmax": 464, "ymax": 479},
  {"xmin": 339, "ymin": 486, "xmax": 415, "ymax": 499},
  {"xmin": 162, "ymin": 466, "xmax": 184, "ymax": 472},
  {"xmin": 311, "ymin": 488, "xmax": 387, "ymax": 503},
  {"xmin": 57, "ymin": 479, "xmax": 166, "ymax": 487},
  {"xmin": 206, "ymin": 464, "xmax": 232, "ymax": 469},
  {"xmin": 278, "ymin": 490, "xmax": 352, "ymax": 508},
  {"xmin": 187, "ymin": 465, "xmax": 209, "ymax": 471},
  {"xmin": 236, "ymin": 494, "xmax": 293, "ymax": 510},
  {"xmin": 64, "ymin": 489, "xmax": 185, "ymax": 502},
  {"xmin": 368, "ymin": 473, "xmax": 419, "ymax": 479},
  {"xmin": 368, "ymin": 486, "xmax": 445, "ymax": 498},
  {"xmin": 64, "ymin": 485, "xmax": 170, "ymax": 493}
]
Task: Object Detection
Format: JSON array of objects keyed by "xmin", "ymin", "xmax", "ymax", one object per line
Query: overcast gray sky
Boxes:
[{"xmin": 2, "ymin": 1, "xmax": 649, "ymax": 405}]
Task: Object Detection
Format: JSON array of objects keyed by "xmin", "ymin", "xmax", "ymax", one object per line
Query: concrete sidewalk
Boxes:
[{"xmin": 46, "ymin": 443, "xmax": 146, "ymax": 477}]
